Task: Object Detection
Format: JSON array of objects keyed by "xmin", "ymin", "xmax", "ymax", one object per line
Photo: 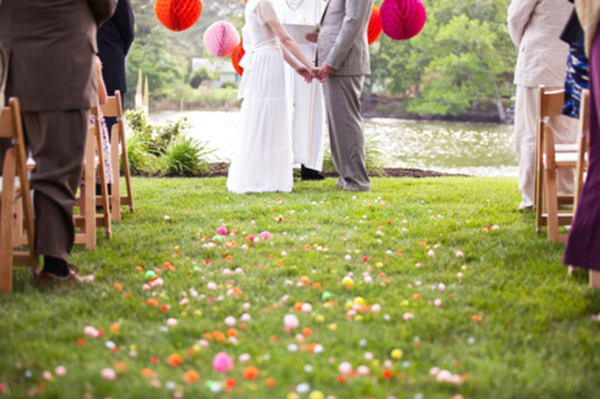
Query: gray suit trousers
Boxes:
[
  {"xmin": 322, "ymin": 75, "xmax": 370, "ymax": 191},
  {"xmin": 0, "ymin": 109, "xmax": 89, "ymax": 261}
]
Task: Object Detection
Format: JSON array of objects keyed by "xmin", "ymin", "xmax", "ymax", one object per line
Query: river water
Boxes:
[{"xmin": 149, "ymin": 110, "xmax": 517, "ymax": 177}]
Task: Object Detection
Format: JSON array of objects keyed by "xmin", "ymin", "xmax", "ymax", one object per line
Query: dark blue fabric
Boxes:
[{"xmin": 563, "ymin": 43, "xmax": 589, "ymax": 119}]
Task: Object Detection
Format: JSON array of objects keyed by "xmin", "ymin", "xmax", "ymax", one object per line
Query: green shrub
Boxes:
[
  {"xmin": 158, "ymin": 136, "xmax": 214, "ymax": 175},
  {"xmin": 322, "ymin": 133, "xmax": 384, "ymax": 176},
  {"xmin": 123, "ymin": 132, "xmax": 156, "ymax": 174},
  {"xmin": 154, "ymin": 117, "xmax": 192, "ymax": 154},
  {"xmin": 221, "ymin": 81, "xmax": 238, "ymax": 89}
]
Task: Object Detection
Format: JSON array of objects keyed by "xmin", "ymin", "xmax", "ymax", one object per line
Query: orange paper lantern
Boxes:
[
  {"xmin": 231, "ymin": 41, "xmax": 245, "ymax": 76},
  {"xmin": 155, "ymin": 0, "xmax": 203, "ymax": 32},
  {"xmin": 368, "ymin": 5, "xmax": 383, "ymax": 45}
]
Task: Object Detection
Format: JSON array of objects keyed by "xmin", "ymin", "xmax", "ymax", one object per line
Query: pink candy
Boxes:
[
  {"xmin": 260, "ymin": 231, "xmax": 272, "ymax": 240},
  {"xmin": 216, "ymin": 226, "xmax": 228, "ymax": 236},
  {"xmin": 284, "ymin": 314, "xmax": 299, "ymax": 331},
  {"xmin": 213, "ymin": 352, "xmax": 234, "ymax": 373}
]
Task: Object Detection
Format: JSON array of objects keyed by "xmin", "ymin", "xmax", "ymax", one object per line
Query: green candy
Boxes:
[
  {"xmin": 144, "ymin": 271, "xmax": 156, "ymax": 280},
  {"xmin": 322, "ymin": 291, "xmax": 332, "ymax": 301}
]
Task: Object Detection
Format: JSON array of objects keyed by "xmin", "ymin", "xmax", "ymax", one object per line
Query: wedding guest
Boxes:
[
  {"xmin": 508, "ymin": 0, "xmax": 577, "ymax": 209},
  {"xmin": 564, "ymin": 0, "xmax": 600, "ymax": 270},
  {"xmin": 311, "ymin": 0, "xmax": 373, "ymax": 192},
  {"xmin": 97, "ymin": 0, "xmax": 134, "ymax": 121},
  {"xmin": 226, "ymin": 0, "xmax": 317, "ymax": 194},
  {"xmin": 0, "ymin": 0, "xmax": 117, "ymax": 282}
]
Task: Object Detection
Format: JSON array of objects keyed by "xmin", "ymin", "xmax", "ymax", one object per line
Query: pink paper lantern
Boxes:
[
  {"xmin": 380, "ymin": 0, "xmax": 427, "ymax": 41},
  {"xmin": 203, "ymin": 21, "xmax": 241, "ymax": 57}
]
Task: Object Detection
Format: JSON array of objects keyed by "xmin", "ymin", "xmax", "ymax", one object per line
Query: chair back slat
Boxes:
[
  {"xmin": 0, "ymin": 106, "xmax": 14, "ymax": 138},
  {"xmin": 541, "ymin": 90, "xmax": 565, "ymax": 118},
  {"xmin": 100, "ymin": 97, "xmax": 119, "ymax": 118}
]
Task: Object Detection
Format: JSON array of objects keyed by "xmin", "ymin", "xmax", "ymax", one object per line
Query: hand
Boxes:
[
  {"xmin": 296, "ymin": 66, "xmax": 313, "ymax": 84},
  {"xmin": 317, "ymin": 63, "xmax": 335, "ymax": 82},
  {"xmin": 305, "ymin": 30, "xmax": 319, "ymax": 43}
]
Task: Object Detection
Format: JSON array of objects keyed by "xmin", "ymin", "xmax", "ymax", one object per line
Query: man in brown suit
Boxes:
[{"xmin": 0, "ymin": 0, "xmax": 117, "ymax": 281}]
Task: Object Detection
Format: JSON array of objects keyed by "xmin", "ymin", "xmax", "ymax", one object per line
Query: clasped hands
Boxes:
[{"xmin": 295, "ymin": 30, "xmax": 335, "ymax": 83}]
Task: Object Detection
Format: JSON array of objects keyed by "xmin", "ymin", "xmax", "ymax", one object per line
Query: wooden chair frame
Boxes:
[
  {"xmin": 98, "ymin": 91, "xmax": 134, "ymax": 222},
  {"xmin": 534, "ymin": 86, "xmax": 577, "ymax": 242},
  {"xmin": 0, "ymin": 98, "xmax": 37, "ymax": 292},
  {"xmin": 74, "ymin": 107, "xmax": 111, "ymax": 248}
]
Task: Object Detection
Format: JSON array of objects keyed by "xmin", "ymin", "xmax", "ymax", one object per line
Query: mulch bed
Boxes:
[{"xmin": 133, "ymin": 163, "xmax": 469, "ymax": 179}]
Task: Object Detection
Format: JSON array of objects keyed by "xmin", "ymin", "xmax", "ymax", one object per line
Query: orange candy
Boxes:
[
  {"xmin": 225, "ymin": 378, "xmax": 237, "ymax": 388},
  {"xmin": 294, "ymin": 302, "xmax": 303, "ymax": 312},
  {"xmin": 184, "ymin": 370, "xmax": 200, "ymax": 383},
  {"xmin": 226, "ymin": 328, "xmax": 237, "ymax": 337},
  {"xmin": 163, "ymin": 262, "xmax": 172, "ymax": 268},
  {"xmin": 303, "ymin": 327, "xmax": 312, "ymax": 337},
  {"xmin": 213, "ymin": 331, "xmax": 226, "ymax": 343},
  {"xmin": 381, "ymin": 369, "xmax": 393, "ymax": 379},
  {"xmin": 168, "ymin": 353, "xmax": 182, "ymax": 367},
  {"xmin": 114, "ymin": 283, "xmax": 122, "ymax": 291},
  {"xmin": 110, "ymin": 324, "xmax": 120, "ymax": 333},
  {"xmin": 265, "ymin": 377, "xmax": 276, "ymax": 387},
  {"xmin": 472, "ymin": 314, "xmax": 483, "ymax": 322},
  {"xmin": 141, "ymin": 368, "xmax": 153, "ymax": 377},
  {"xmin": 299, "ymin": 276, "xmax": 310, "ymax": 285},
  {"xmin": 147, "ymin": 299, "xmax": 158, "ymax": 307},
  {"xmin": 243, "ymin": 366, "xmax": 258, "ymax": 380},
  {"xmin": 413, "ymin": 293, "xmax": 421, "ymax": 300},
  {"xmin": 337, "ymin": 375, "xmax": 347, "ymax": 384}
]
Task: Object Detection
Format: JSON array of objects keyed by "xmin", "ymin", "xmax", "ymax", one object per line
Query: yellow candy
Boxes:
[
  {"xmin": 345, "ymin": 302, "xmax": 353, "ymax": 310},
  {"xmin": 372, "ymin": 359, "xmax": 380, "ymax": 367},
  {"xmin": 315, "ymin": 314, "xmax": 325, "ymax": 323},
  {"xmin": 461, "ymin": 265, "xmax": 467, "ymax": 271},
  {"xmin": 323, "ymin": 248, "xmax": 329, "ymax": 253},
  {"xmin": 376, "ymin": 262, "xmax": 383, "ymax": 268},
  {"xmin": 391, "ymin": 349, "xmax": 403, "ymax": 359},
  {"xmin": 354, "ymin": 297, "xmax": 365, "ymax": 305},
  {"xmin": 194, "ymin": 310, "xmax": 203, "ymax": 317},
  {"xmin": 174, "ymin": 246, "xmax": 179, "ymax": 251},
  {"xmin": 129, "ymin": 345, "xmax": 136, "ymax": 351},
  {"xmin": 400, "ymin": 300, "xmax": 409, "ymax": 307},
  {"xmin": 193, "ymin": 344, "xmax": 200, "ymax": 352},
  {"xmin": 287, "ymin": 393, "xmax": 300, "ymax": 399},
  {"xmin": 309, "ymin": 391, "xmax": 325, "ymax": 399},
  {"xmin": 328, "ymin": 323, "xmax": 337, "ymax": 331},
  {"xmin": 180, "ymin": 312, "xmax": 188, "ymax": 317},
  {"xmin": 354, "ymin": 315, "xmax": 363, "ymax": 322}
]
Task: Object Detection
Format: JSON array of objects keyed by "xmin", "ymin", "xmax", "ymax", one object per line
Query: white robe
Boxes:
[{"xmin": 275, "ymin": 0, "xmax": 328, "ymax": 171}]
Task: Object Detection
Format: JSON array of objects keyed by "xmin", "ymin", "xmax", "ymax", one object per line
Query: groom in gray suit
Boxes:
[{"xmin": 309, "ymin": 0, "xmax": 373, "ymax": 192}]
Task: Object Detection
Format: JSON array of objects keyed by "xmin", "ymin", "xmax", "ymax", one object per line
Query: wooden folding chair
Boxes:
[
  {"xmin": 98, "ymin": 91, "xmax": 134, "ymax": 222},
  {"xmin": 74, "ymin": 107, "xmax": 111, "ymax": 248},
  {"xmin": 534, "ymin": 86, "xmax": 578, "ymax": 243},
  {"xmin": 0, "ymin": 98, "xmax": 38, "ymax": 292}
]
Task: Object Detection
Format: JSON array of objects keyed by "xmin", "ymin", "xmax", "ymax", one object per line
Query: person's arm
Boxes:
[
  {"xmin": 507, "ymin": 0, "xmax": 538, "ymax": 50},
  {"xmin": 87, "ymin": 0, "xmax": 118, "ymax": 27},
  {"xmin": 115, "ymin": 0, "xmax": 135, "ymax": 55},
  {"xmin": 95, "ymin": 56, "xmax": 108, "ymax": 105},
  {"xmin": 268, "ymin": 20, "xmax": 316, "ymax": 71},
  {"xmin": 322, "ymin": 0, "xmax": 371, "ymax": 72},
  {"xmin": 282, "ymin": 47, "xmax": 313, "ymax": 83}
]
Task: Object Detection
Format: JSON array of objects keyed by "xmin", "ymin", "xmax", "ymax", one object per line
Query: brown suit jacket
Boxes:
[{"xmin": 0, "ymin": 0, "xmax": 117, "ymax": 112}]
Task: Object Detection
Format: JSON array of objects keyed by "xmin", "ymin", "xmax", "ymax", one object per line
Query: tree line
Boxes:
[{"xmin": 127, "ymin": 0, "xmax": 516, "ymax": 121}]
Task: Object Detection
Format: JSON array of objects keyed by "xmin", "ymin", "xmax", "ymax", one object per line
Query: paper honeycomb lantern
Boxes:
[
  {"xmin": 231, "ymin": 41, "xmax": 245, "ymax": 76},
  {"xmin": 155, "ymin": 0, "xmax": 203, "ymax": 32},
  {"xmin": 380, "ymin": 0, "xmax": 427, "ymax": 41},
  {"xmin": 368, "ymin": 5, "xmax": 383, "ymax": 45},
  {"xmin": 204, "ymin": 21, "xmax": 241, "ymax": 57}
]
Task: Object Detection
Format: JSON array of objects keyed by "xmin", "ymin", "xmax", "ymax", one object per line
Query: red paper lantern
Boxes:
[
  {"xmin": 380, "ymin": 0, "xmax": 427, "ymax": 41},
  {"xmin": 155, "ymin": 0, "xmax": 203, "ymax": 32},
  {"xmin": 231, "ymin": 41, "xmax": 245, "ymax": 76},
  {"xmin": 368, "ymin": 5, "xmax": 383, "ymax": 45}
]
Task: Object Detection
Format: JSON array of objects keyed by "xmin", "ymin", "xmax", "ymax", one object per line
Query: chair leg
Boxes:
[
  {"xmin": 590, "ymin": 270, "xmax": 600, "ymax": 289},
  {"xmin": 110, "ymin": 128, "xmax": 121, "ymax": 222},
  {"xmin": 119, "ymin": 118, "xmax": 134, "ymax": 213},
  {"xmin": 536, "ymin": 161, "xmax": 545, "ymax": 233},
  {"xmin": 95, "ymin": 121, "xmax": 111, "ymax": 239},
  {"xmin": 0, "ymin": 201, "xmax": 14, "ymax": 293},
  {"xmin": 545, "ymin": 168, "xmax": 562, "ymax": 243}
]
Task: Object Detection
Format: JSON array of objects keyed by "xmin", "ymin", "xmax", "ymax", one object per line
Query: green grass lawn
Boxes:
[{"xmin": 1, "ymin": 177, "xmax": 599, "ymax": 399}]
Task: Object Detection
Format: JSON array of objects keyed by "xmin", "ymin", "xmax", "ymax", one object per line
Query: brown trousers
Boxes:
[{"xmin": 0, "ymin": 109, "xmax": 89, "ymax": 261}]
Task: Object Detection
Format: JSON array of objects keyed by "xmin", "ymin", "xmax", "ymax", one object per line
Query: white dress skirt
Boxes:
[{"xmin": 226, "ymin": 51, "xmax": 294, "ymax": 194}]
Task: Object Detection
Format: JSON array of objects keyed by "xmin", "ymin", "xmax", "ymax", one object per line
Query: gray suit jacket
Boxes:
[
  {"xmin": 317, "ymin": 0, "xmax": 373, "ymax": 76},
  {"xmin": 0, "ymin": 0, "xmax": 117, "ymax": 112}
]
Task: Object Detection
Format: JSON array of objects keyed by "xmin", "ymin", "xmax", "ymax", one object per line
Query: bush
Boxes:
[
  {"xmin": 158, "ymin": 136, "xmax": 214, "ymax": 175},
  {"xmin": 221, "ymin": 81, "xmax": 238, "ymax": 89},
  {"xmin": 188, "ymin": 67, "xmax": 215, "ymax": 89},
  {"xmin": 123, "ymin": 132, "xmax": 156, "ymax": 174},
  {"xmin": 154, "ymin": 117, "xmax": 192, "ymax": 154},
  {"xmin": 322, "ymin": 133, "xmax": 384, "ymax": 176}
]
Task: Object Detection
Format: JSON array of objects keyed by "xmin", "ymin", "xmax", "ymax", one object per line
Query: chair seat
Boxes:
[
  {"xmin": 0, "ymin": 176, "xmax": 20, "ymax": 194},
  {"xmin": 543, "ymin": 151, "xmax": 585, "ymax": 167},
  {"xmin": 555, "ymin": 144, "xmax": 578, "ymax": 152}
]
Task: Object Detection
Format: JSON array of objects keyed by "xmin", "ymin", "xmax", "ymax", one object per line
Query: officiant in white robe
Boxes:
[{"xmin": 274, "ymin": 0, "xmax": 328, "ymax": 179}]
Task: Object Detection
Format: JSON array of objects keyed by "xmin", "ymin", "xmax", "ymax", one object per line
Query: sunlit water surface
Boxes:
[{"xmin": 149, "ymin": 111, "xmax": 517, "ymax": 177}]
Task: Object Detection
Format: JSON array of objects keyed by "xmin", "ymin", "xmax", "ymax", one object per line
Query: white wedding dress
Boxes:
[{"xmin": 226, "ymin": 0, "xmax": 294, "ymax": 194}]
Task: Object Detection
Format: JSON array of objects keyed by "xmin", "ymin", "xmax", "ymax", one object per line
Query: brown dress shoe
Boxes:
[{"xmin": 37, "ymin": 264, "xmax": 94, "ymax": 284}]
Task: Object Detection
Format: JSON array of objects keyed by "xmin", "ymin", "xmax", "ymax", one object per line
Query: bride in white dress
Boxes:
[{"xmin": 226, "ymin": 0, "xmax": 317, "ymax": 194}]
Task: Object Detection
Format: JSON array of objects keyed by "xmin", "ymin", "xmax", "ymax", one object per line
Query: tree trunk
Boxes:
[{"xmin": 489, "ymin": 72, "xmax": 506, "ymax": 122}]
